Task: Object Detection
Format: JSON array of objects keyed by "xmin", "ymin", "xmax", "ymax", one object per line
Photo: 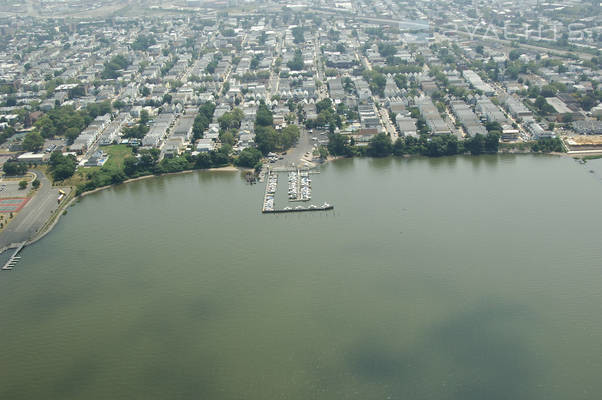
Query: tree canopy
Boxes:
[
  {"xmin": 131, "ymin": 34, "xmax": 156, "ymax": 51},
  {"xmin": 22, "ymin": 131, "xmax": 44, "ymax": 152},
  {"xmin": 193, "ymin": 102, "xmax": 216, "ymax": 140},
  {"xmin": 235, "ymin": 147, "xmax": 263, "ymax": 168},
  {"xmin": 292, "ymin": 26, "xmax": 304, "ymax": 44},
  {"xmin": 3, "ymin": 162, "xmax": 27, "ymax": 176},
  {"xmin": 287, "ymin": 50, "xmax": 305, "ymax": 71},
  {"xmin": 101, "ymin": 54, "xmax": 130, "ymax": 79},
  {"xmin": 48, "ymin": 151, "xmax": 77, "ymax": 181}
]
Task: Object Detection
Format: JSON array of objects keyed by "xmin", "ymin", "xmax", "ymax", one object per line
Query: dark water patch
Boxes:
[
  {"xmin": 347, "ymin": 337, "xmax": 408, "ymax": 379},
  {"xmin": 419, "ymin": 301, "xmax": 533, "ymax": 400},
  {"xmin": 341, "ymin": 299, "xmax": 534, "ymax": 399},
  {"xmin": 50, "ymin": 355, "xmax": 101, "ymax": 399}
]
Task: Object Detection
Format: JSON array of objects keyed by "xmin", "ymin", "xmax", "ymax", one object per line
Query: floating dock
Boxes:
[
  {"xmin": 1, "ymin": 242, "xmax": 25, "ymax": 271},
  {"xmin": 263, "ymin": 205, "xmax": 334, "ymax": 214}
]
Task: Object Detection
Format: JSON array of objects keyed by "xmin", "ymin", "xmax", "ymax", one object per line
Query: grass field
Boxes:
[{"xmin": 101, "ymin": 145, "xmax": 133, "ymax": 170}]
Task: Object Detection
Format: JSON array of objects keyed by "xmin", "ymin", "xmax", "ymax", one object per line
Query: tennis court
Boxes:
[{"xmin": 0, "ymin": 197, "xmax": 29, "ymax": 213}]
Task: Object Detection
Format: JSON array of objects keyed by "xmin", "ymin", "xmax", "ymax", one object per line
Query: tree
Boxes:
[
  {"xmin": 48, "ymin": 151, "xmax": 77, "ymax": 181},
  {"xmin": 378, "ymin": 42, "xmax": 397, "ymax": 57},
  {"xmin": 250, "ymin": 54, "xmax": 262, "ymax": 70},
  {"xmin": 280, "ymin": 125, "xmax": 300, "ymax": 149},
  {"xmin": 235, "ymin": 148, "xmax": 263, "ymax": 168},
  {"xmin": 32, "ymin": 179, "xmax": 40, "ymax": 189},
  {"xmin": 122, "ymin": 123, "xmax": 149, "ymax": 139},
  {"xmin": 113, "ymin": 100, "xmax": 126, "ymax": 110},
  {"xmin": 484, "ymin": 132, "xmax": 500, "ymax": 153},
  {"xmin": 292, "ymin": 26, "xmax": 304, "ymax": 44},
  {"xmin": 534, "ymin": 96, "xmax": 555, "ymax": 115},
  {"xmin": 509, "ymin": 49, "xmax": 522, "ymax": 61},
  {"xmin": 22, "ymin": 131, "xmax": 44, "ymax": 152},
  {"xmin": 123, "ymin": 156, "xmax": 138, "ymax": 177},
  {"xmin": 327, "ymin": 133, "xmax": 352, "ymax": 156},
  {"xmin": 131, "ymin": 34, "xmax": 156, "ymax": 51},
  {"xmin": 363, "ymin": 70, "xmax": 386, "ymax": 97},
  {"xmin": 465, "ymin": 133, "xmax": 485, "ymax": 155},
  {"xmin": 485, "ymin": 121, "xmax": 502, "ymax": 132},
  {"xmin": 219, "ymin": 130, "xmax": 236, "ymax": 146},
  {"xmin": 316, "ymin": 98, "xmax": 333, "ymax": 114},
  {"xmin": 531, "ymin": 137, "xmax": 564, "ymax": 153},
  {"xmin": 65, "ymin": 127, "xmax": 80, "ymax": 143},
  {"xmin": 218, "ymin": 108, "xmax": 244, "ymax": 130},
  {"xmin": 287, "ymin": 49, "xmax": 304, "ymax": 71},
  {"xmin": 5, "ymin": 95, "xmax": 16, "ymax": 107},
  {"xmin": 255, "ymin": 103, "xmax": 273, "ymax": 127},
  {"xmin": 140, "ymin": 109, "xmax": 150, "ymax": 125},
  {"xmin": 255, "ymin": 126, "xmax": 278, "ymax": 155},
  {"xmin": 285, "ymin": 112, "xmax": 296, "ymax": 124},
  {"xmin": 318, "ymin": 145, "xmax": 329, "ymax": 159},
  {"xmin": 140, "ymin": 85, "xmax": 151, "ymax": 96},
  {"xmin": 35, "ymin": 115, "xmax": 56, "ymax": 138},
  {"xmin": 3, "ymin": 162, "xmax": 27, "ymax": 176},
  {"xmin": 394, "ymin": 74, "xmax": 407, "ymax": 90},
  {"xmin": 367, "ymin": 133, "xmax": 393, "ymax": 157},
  {"xmin": 18, "ymin": 180, "xmax": 27, "ymax": 190},
  {"xmin": 193, "ymin": 102, "xmax": 216, "ymax": 140},
  {"xmin": 101, "ymin": 54, "xmax": 130, "ymax": 79},
  {"xmin": 51, "ymin": 163, "xmax": 76, "ymax": 181},
  {"xmin": 194, "ymin": 153, "xmax": 212, "ymax": 169},
  {"xmin": 210, "ymin": 147, "xmax": 231, "ymax": 166},
  {"xmin": 393, "ymin": 137, "xmax": 407, "ymax": 156}
]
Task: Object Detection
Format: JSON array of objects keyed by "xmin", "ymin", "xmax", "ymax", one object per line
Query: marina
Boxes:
[{"xmin": 262, "ymin": 168, "xmax": 333, "ymax": 214}]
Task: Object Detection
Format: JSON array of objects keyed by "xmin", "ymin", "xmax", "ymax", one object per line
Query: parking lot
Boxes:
[{"xmin": 0, "ymin": 178, "xmax": 31, "ymax": 198}]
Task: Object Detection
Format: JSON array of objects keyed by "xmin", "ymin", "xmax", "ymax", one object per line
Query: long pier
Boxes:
[
  {"xmin": 1, "ymin": 242, "xmax": 25, "ymax": 271},
  {"xmin": 263, "ymin": 205, "xmax": 334, "ymax": 214}
]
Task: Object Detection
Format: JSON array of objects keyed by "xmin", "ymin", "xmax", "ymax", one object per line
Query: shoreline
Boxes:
[
  {"xmin": 6, "ymin": 151, "xmax": 572, "ymax": 254},
  {"xmin": 77, "ymin": 165, "xmax": 241, "ymax": 198},
  {"xmin": 11, "ymin": 166, "xmax": 242, "ymax": 254}
]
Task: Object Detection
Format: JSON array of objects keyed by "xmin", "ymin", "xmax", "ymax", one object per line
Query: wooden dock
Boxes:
[{"xmin": 1, "ymin": 242, "xmax": 25, "ymax": 271}]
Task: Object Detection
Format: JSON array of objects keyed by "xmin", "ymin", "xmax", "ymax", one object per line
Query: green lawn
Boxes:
[{"xmin": 102, "ymin": 145, "xmax": 133, "ymax": 171}]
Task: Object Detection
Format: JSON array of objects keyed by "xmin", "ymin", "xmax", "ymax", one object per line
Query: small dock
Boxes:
[{"xmin": 1, "ymin": 242, "xmax": 25, "ymax": 271}]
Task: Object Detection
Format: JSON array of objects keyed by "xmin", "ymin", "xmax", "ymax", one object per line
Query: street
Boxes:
[{"xmin": 0, "ymin": 171, "xmax": 69, "ymax": 251}]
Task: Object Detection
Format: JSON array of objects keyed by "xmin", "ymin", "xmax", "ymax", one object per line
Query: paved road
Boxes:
[
  {"xmin": 274, "ymin": 127, "xmax": 317, "ymax": 170},
  {"xmin": 0, "ymin": 171, "xmax": 67, "ymax": 252},
  {"xmin": 377, "ymin": 106, "xmax": 398, "ymax": 141}
]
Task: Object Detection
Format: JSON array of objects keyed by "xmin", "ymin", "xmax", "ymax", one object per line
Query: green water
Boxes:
[{"xmin": 1, "ymin": 155, "xmax": 601, "ymax": 400}]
